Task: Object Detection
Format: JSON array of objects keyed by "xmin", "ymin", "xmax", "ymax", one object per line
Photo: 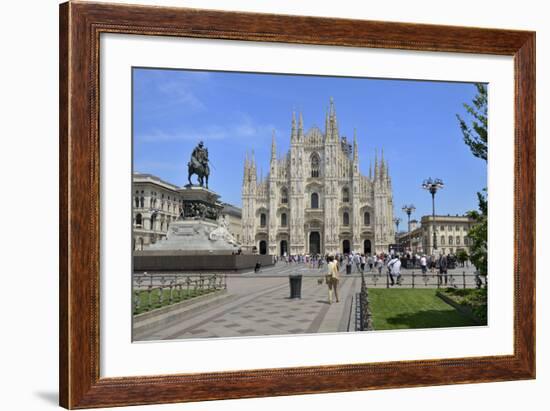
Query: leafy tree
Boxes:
[
  {"xmin": 457, "ymin": 83, "xmax": 488, "ymax": 161},
  {"xmin": 456, "ymin": 249, "xmax": 469, "ymax": 265},
  {"xmin": 457, "ymin": 83, "xmax": 488, "ymax": 276},
  {"xmin": 466, "ymin": 190, "xmax": 488, "ymax": 276}
]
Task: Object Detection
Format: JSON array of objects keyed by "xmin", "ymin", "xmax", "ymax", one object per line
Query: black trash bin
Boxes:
[
  {"xmin": 289, "ymin": 274, "xmax": 303, "ymax": 299},
  {"xmin": 346, "ymin": 264, "xmax": 352, "ymax": 275}
]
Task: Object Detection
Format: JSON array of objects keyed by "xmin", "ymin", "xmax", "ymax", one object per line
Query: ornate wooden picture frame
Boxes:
[{"xmin": 59, "ymin": 1, "xmax": 535, "ymax": 408}]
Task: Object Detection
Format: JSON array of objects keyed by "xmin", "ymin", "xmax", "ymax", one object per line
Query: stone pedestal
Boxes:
[
  {"xmin": 146, "ymin": 219, "xmax": 239, "ymax": 253},
  {"xmin": 177, "ymin": 186, "xmax": 223, "ymax": 221}
]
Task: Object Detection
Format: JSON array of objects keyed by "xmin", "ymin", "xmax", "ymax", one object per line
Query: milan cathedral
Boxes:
[{"xmin": 241, "ymin": 98, "xmax": 395, "ymax": 256}]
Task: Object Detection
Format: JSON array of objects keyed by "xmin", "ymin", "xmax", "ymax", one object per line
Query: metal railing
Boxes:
[
  {"xmin": 357, "ymin": 271, "xmax": 486, "ymax": 289},
  {"xmin": 133, "ymin": 273, "xmax": 227, "ymax": 314},
  {"xmin": 356, "ymin": 271, "xmax": 373, "ymax": 331}
]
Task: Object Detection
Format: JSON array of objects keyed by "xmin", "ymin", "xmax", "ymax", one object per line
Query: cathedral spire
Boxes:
[
  {"xmin": 325, "ymin": 106, "xmax": 331, "ymax": 142},
  {"xmin": 250, "ymin": 149, "xmax": 256, "ymax": 178},
  {"xmin": 270, "ymin": 130, "xmax": 277, "ymax": 179},
  {"xmin": 353, "ymin": 129, "xmax": 358, "ymax": 163},
  {"xmin": 380, "ymin": 148, "xmax": 386, "ymax": 179},
  {"xmin": 291, "ymin": 111, "xmax": 297, "ymax": 143},
  {"xmin": 369, "ymin": 160, "xmax": 373, "ymax": 180},
  {"xmin": 374, "ymin": 149, "xmax": 379, "ymax": 180},
  {"xmin": 298, "ymin": 112, "xmax": 304, "ymax": 141},
  {"xmin": 243, "ymin": 152, "xmax": 250, "ymax": 184},
  {"xmin": 271, "ymin": 130, "xmax": 276, "ymax": 160},
  {"xmin": 330, "ymin": 97, "xmax": 339, "ymax": 141}
]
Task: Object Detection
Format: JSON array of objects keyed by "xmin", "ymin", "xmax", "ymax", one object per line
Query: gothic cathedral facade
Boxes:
[{"xmin": 241, "ymin": 99, "xmax": 395, "ymax": 256}]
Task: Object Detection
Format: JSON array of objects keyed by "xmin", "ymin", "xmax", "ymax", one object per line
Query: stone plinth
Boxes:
[
  {"xmin": 146, "ymin": 219, "xmax": 239, "ymax": 252},
  {"xmin": 133, "ymin": 253, "xmax": 274, "ymax": 272}
]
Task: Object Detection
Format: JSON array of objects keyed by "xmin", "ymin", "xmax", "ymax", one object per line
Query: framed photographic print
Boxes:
[{"xmin": 59, "ymin": 1, "xmax": 535, "ymax": 408}]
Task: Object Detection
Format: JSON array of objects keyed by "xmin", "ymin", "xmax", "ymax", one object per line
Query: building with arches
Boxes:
[
  {"xmin": 241, "ymin": 99, "xmax": 395, "ymax": 256},
  {"xmin": 396, "ymin": 214, "xmax": 475, "ymax": 256},
  {"xmin": 132, "ymin": 173, "xmax": 242, "ymax": 250}
]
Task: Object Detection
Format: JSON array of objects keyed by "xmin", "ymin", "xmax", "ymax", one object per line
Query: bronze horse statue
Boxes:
[{"xmin": 187, "ymin": 161, "xmax": 210, "ymax": 188}]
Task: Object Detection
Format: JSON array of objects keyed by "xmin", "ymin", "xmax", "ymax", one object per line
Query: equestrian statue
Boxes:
[{"xmin": 187, "ymin": 140, "xmax": 210, "ymax": 188}]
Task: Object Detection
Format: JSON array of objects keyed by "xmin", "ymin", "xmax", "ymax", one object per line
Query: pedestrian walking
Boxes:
[
  {"xmin": 387, "ymin": 254, "xmax": 402, "ymax": 286},
  {"xmin": 420, "ymin": 254, "xmax": 428, "ymax": 274},
  {"xmin": 324, "ymin": 255, "xmax": 340, "ymax": 304},
  {"xmin": 438, "ymin": 253, "xmax": 448, "ymax": 286},
  {"xmin": 368, "ymin": 254, "xmax": 374, "ymax": 271},
  {"xmin": 354, "ymin": 253, "xmax": 362, "ymax": 273},
  {"xmin": 376, "ymin": 255, "xmax": 383, "ymax": 275}
]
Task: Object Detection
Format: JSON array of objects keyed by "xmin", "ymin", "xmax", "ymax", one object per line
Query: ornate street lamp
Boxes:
[
  {"xmin": 422, "ymin": 178, "xmax": 444, "ymax": 254},
  {"xmin": 393, "ymin": 217, "xmax": 402, "ymax": 234},
  {"xmin": 402, "ymin": 204, "xmax": 416, "ymax": 253}
]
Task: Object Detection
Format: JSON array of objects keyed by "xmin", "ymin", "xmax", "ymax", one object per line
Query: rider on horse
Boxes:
[{"xmin": 188, "ymin": 141, "xmax": 210, "ymax": 188}]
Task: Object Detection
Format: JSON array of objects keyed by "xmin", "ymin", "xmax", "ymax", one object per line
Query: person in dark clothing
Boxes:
[
  {"xmin": 438, "ymin": 254, "xmax": 448, "ymax": 286},
  {"xmin": 254, "ymin": 262, "xmax": 261, "ymax": 273}
]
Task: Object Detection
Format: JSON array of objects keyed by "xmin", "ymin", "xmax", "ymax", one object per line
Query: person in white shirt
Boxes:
[
  {"xmin": 387, "ymin": 254, "xmax": 402, "ymax": 286},
  {"xmin": 420, "ymin": 255, "xmax": 428, "ymax": 274},
  {"xmin": 353, "ymin": 252, "xmax": 362, "ymax": 273},
  {"xmin": 324, "ymin": 255, "xmax": 340, "ymax": 304}
]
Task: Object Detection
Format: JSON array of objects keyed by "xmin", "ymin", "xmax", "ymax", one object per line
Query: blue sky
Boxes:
[{"xmin": 133, "ymin": 68, "xmax": 486, "ymax": 224}]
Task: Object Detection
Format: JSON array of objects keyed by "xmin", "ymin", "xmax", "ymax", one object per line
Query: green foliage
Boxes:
[
  {"xmin": 456, "ymin": 83, "xmax": 488, "ymax": 162},
  {"xmin": 442, "ymin": 287, "xmax": 487, "ymax": 324},
  {"xmin": 457, "ymin": 83, "xmax": 488, "ymax": 277},
  {"xmin": 455, "ymin": 249, "xmax": 469, "ymax": 263},
  {"xmin": 466, "ymin": 189, "xmax": 488, "ymax": 276}
]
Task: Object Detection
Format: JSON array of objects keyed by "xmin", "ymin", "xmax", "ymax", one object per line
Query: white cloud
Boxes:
[
  {"xmin": 157, "ymin": 80, "xmax": 205, "ymax": 110},
  {"xmin": 136, "ymin": 114, "xmax": 278, "ymax": 143}
]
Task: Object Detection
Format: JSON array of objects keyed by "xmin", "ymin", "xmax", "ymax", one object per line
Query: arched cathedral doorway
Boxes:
[
  {"xmin": 364, "ymin": 239, "xmax": 372, "ymax": 255},
  {"xmin": 309, "ymin": 232, "xmax": 321, "ymax": 255},
  {"xmin": 280, "ymin": 240, "xmax": 288, "ymax": 256},
  {"xmin": 342, "ymin": 240, "xmax": 351, "ymax": 254},
  {"xmin": 259, "ymin": 241, "xmax": 267, "ymax": 255}
]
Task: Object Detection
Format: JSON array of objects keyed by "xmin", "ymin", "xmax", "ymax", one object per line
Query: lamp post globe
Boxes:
[
  {"xmin": 421, "ymin": 178, "xmax": 444, "ymax": 254},
  {"xmin": 401, "ymin": 204, "xmax": 416, "ymax": 253}
]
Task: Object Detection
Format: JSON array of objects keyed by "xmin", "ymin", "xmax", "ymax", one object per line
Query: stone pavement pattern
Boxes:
[
  {"xmin": 137, "ymin": 274, "xmax": 360, "ymax": 341},
  {"xmin": 135, "ymin": 262, "xmax": 479, "ymax": 341}
]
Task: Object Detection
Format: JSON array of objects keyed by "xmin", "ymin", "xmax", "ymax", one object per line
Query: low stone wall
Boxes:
[{"xmin": 134, "ymin": 252, "xmax": 274, "ymax": 272}]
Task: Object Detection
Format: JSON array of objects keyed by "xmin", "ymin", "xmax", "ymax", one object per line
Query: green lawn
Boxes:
[
  {"xmin": 368, "ymin": 289, "xmax": 479, "ymax": 330},
  {"xmin": 133, "ymin": 288, "xmax": 217, "ymax": 315}
]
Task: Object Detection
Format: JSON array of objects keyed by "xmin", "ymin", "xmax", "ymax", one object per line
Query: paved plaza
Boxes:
[{"xmin": 134, "ymin": 262, "xmax": 479, "ymax": 341}]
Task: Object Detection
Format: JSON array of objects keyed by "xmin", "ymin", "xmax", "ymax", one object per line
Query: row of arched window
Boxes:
[
  {"xmin": 259, "ymin": 211, "xmax": 370, "ymax": 228},
  {"xmin": 260, "ymin": 213, "xmax": 288, "ymax": 228},
  {"xmin": 134, "ymin": 190, "xmax": 182, "ymax": 214},
  {"xmin": 440, "ymin": 236, "xmax": 468, "ymax": 246},
  {"xmin": 134, "ymin": 213, "xmax": 173, "ymax": 232},
  {"xmin": 280, "ymin": 187, "xmax": 352, "ymax": 206}
]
